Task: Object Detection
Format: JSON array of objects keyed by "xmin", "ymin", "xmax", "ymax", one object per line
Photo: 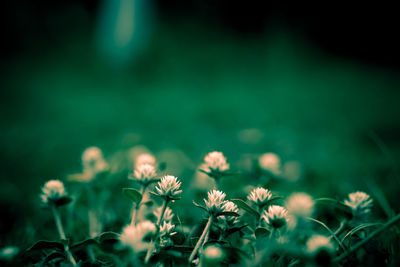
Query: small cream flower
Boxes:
[
  {"xmin": 132, "ymin": 164, "xmax": 156, "ymax": 184},
  {"xmin": 82, "ymin": 146, "xmax": 108, "ymax": 177},
  {"xmin": 286, "ymin": 193, "xmax": 315, "ymax": 217},
  {"xmin": 220, "ymin": 201, "xmax": 239, "ymax": 225},
  {"xmin": 120, "ymin": 221, "xmax": 156, "ymax": 252},
  {"xmin": 344, "ymin": 191, "xmax": 373, "ymax": 217},
  {"xmin": 154, "ymin": 206, "xmax": 174, "ymax": 222},
  {"xmin": 201, "ymin": 245, "xmax": 225, "ymax": 264},
  {"xmin": 306, "ymin": 235, "xmax": 334, "ymax": 254},
  {"xmin": 204, "ymin": 190, "xmax": 227, "ymax": 216},
  {"xmin": 40, "ymin": 180, "xmax": 68, "ymax": 205},
  {"xmin": 155, "ymin": 175, "xmax": 182, "ymax": 199},
  {"xmin": 135, "ymin": 153, "xmax": 156, "ymax": 167},
  {"xmin": 262, "ymin": 205, "xmax": 288, "ymax": 229},
  {"xmin": 258, "ymin": 153, "xmax": 281, "ymax": 175},
  {"xmin": 203, "ymin": 151, "xmax": 230, "ymax": 173},
  {"xmin": 160, "ymin": 221, "xmax": 176, "ymax": 236},
  {"xmin": 247, "ymin": 187, "xmax": 272, "ymax": 207}
]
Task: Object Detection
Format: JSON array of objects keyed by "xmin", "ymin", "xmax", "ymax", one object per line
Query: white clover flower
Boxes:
[
  {"xmin": 40, "ymin": 180, "xmax": 68, "ymax": 205},
  {"xmin": 286, "ymin": 192, "xmax": 315, "ymax": 217},
  {"xmin": 120, "ymin": 221, "xmax": 156, "ymax": 252},
  {"xmin": 201, "ymin": 245, "xmax": 225, "ymax": 264},
  {"xmin": 154, "ymin": 206, "xmax": 174, "ymax": 222},
  {"xmin": 306, "ymin": 235, "xmax": 334, "ymax": 254},
  {"xmin": 247, "ymin": 187, "xmax": 272, "ymax": 207},
  {"xmin": 262, "ymin": 205, "xmax": 288, "ymax": 229},
  {"xmin": 82, "ymin": 146, "xmax": 108, "ymax": 177},
  {"xmin": 220, "ymin": 201, "xmax": 239, "ymax": 225},
  {"xmin": 155, "ymin": 175, "xmax": 182, "ymax": 199},
  {"xmin": 344, "ymin": 191, "xmax": 373, "ymax": 217},
  {"xmin": 160, "ymin": 221, "xmax": 176, "ymax": 236},
  {"xmin": 258, "ymin": 153, "xmax": 281, "ymax": 175},
  {"xmin": 203, "ymin": 151, "xmax": 230, "ymax": 173},
  {"xmin": 204, "ymin": 190, "xmax": 227, "ymax": 216},
  {"xmin": 135, "ymin": 153, "xmax": 156, "ymax": 167},
  {"xmin": 132, "ymin": 163, "xmax": 156, "ymax": 184}
]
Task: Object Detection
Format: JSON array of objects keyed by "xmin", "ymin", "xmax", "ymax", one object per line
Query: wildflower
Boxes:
[
  {"xmin": 220, "ymin": 201, "xmax": 239, "ymax": 225},
  {"xmin": 155, "ymin": 175, "xmax": 182, "ymax": 199},
  {"xmin": 258, "ymin": 153, "xmax": 281, "ymax": 175},
  {"xmin": 136, "ymin": 153, "xmax": 156, "ymax": 167},
  {"xmin": 132, "ymin": 163, "xmax": 157, "ymax": 185},
  {"xmin": 200, "ymin": 245, "xmax": 225, "ymax": 265},
  {"xmin": 0, "ymin": 246, "xmax": 19, "ymax": 261},
  {"xmin": 40, "ymin": 180, "xmax": 68, "ymax": 206},
  {"xmin": 160, "ymin": 221, "xmax": 176, "ymax": 237},
  {"xmin": 154, "ymin": 206, "xmax": 174, "ymax": 222},
  {"xmin": 247, "ymin": 187, "xmax": 272, "ymax": 207},
  {"xmin": 286, "ymin": 193, "xmax": 315, "ymax": 217},
  {"xmin": 344, "ymin": 191, "xmax": 373, "ymax": 217},
  {"xmin": 306, "ymin": 235, "xmax": 335, "ymax": 265},
  {"xmin": 262, "ymin": 205, "xmax": 288, "ymax": 229},
  {"xmin": 204, "ymin": 190, "xmax": 227, "ymax": 216},
  {"xmin": 120, "ymin": 221, "xmax": 156, "ymax": 252},
  {"xmin": 82, "ymin": 146, "xmax": 108, "ymax": 177},
  {"xmin": 203, "ymin": 151, "xmax": 230, "ymax": 173}
]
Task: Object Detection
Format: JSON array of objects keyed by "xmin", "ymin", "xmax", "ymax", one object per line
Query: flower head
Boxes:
[
  {"xmin": 40, "ymin": 180, "xmax": 68, "ymax": 206},
  {"xmin": 258, "ymin": 153, "xmax": 281, "ymax": 175},
  {"xmin": 220, "ymin": 201, "xmax": 239, "ymax": 225},
  {"xmin": 204, "ymin": 190, "xmax": 227, "ymax": 216},
  {"xmin": 262, "ymin": 205, "xmax": 288, "ymax": 229},
  {"xmin": 344, "ymin": 191, "xmax": 373, "ymax": 217},
  {"xmin": 135, "ymin": 153, "xmax": 156, "ymax": 167},
  {"xmin": 132, "ymin": 164, "xmax": 157, "ymax": 184},
  {"xmin": 247, "ymin": 187, "xmax": 272, "ymax": 207},
  {"xmin": 154, "ymin": 206, "xmax": 174, "ymax": 222},
  {"xmin": 203, "ymin": 151, "xmax": 230, "ymax": 173},
  {"xmin": 201, "ymin": 245, "xmax": 225, "ymax": 265},
  {"xmin": 286, "ymin": 192, "xmax": 315, "ymax": 217},
  {"xmin": 81, "ymin": 146, "xmax": 108, "ymax": 178},
  {"xmin": 306, "ymin": 235, "xmax": 334, "ymax": 254},
  {"xmin": 155, "ymin": 175, "xmax": 182, "ymax": 199},
  {"xmin": 160, "ymin": 221, "xmax": 176, "ymax": 237},
  {"xmin": 120, "ymin": 221, "xmax": 156, "ymax": 252}
]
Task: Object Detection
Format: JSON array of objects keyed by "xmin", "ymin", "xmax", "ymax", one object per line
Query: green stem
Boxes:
[
  {"xmin": 334, "ymin": 212, "xmax": 400, "ymax": 263},
  {"xmin": 189, "ymin": 216, "xmax": 214, "ymax": 263},
  {"xmin": 144, "ymin": 198, "xmax": 169, "ymax": 264},
  {"xmin": 51, "ymin": 205, "xmax": 77, "ymax": 266},
  {"xmin": 130, "ymin": 186, "xmax": 146, "ymax": 226},
  {"xmin": 306, "ymin": 217, "xmax": 346, "ymax": 252}
]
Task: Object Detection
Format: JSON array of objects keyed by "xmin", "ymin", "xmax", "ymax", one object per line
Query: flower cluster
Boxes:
[
  {"xmin": 135, "ymin": 153, "xmax": 156, "ymax": 167},
  {"xmin": 82, "ymin": 146, "xmax": 108, "ymax": 177},
  {"xmin": 258, "ymin": 152, "xmax": 281, "ymax": 175},
  {"xmin": 203, "ymin": 151, "xmax": 230, "ymax": 173},
  {"xmin": 40, "ymin": 180, "xmax": 68, "ymax": 206},
  {"xmin": 262, "ymin": 205, "xmax": 288, "ymax": 229},
  {"xmin": 247, "ymin": 187, "xmax": 272, "ymax": 207},
  {"xmin": 204, "ymin": 190, "xmax": 227, "ymax": 216},
  {"xmin": 344, "ymin": 191, "xmax": 373, "ymax": 217},
  {"xmin": 120, "ymin": 221, "xmax": 156, "ymax": 252},
  {"xmin": 286, "ymin": 192, "xmax": 315, "ymax": 218},
  {"xmin": 131, "ymin": 163, "xmax": 157, "ymax": 185},
  {"xmin": 220, "ymin": 201, "xmax": 239, "ymax": 225},
  {"xmin": 155, "ymin": 175, "xmax": 182, "ymax": 199}
]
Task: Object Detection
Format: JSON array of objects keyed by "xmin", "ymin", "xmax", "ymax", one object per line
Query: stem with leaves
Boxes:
[
  {"xmin": 189, "ymin": 215, "xmax": 214, "ymax": 263},
  {"xmin": 51, "ymin": 204, "xmax": 77, "ymax": 266}
]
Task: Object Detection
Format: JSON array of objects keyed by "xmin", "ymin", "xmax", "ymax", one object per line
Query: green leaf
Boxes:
[
  {"xmin": 342, "ymin": 223, "xmax": 383, "ymax": 243},
  {"xmin": 122, "ymin": 188, "xmax": 143, "ymax": 204},
  {"xmin": 255, "ymin": 227, "xmax": 270, "ymax": 239},
  {"xmin": 26, "ymin": 240, "xmax": 64, "ymax": 252},
  {"xmin": 70, "ymin": 238, "xmax": 99, "ymax": 252},
  {"xmin": 218, "ymin": 211, "xmax": 241, "ymax": 217},
  {"xmin": 231, "ymin": 199, "xmax": 260, "ymax": 218},
  {"xmin": 97, "ymin": 232, "xmax": 120, "ymax": 243},
  {"xmin": 193, "ymin": 201, "xmax": 208, "ymax": 212},
  {"xmin": 226, "ymin": 225, "xmax": 248, "ymax": 236},
  {"xmin": 41, "ymin": 251, "xmax": 66, "ymax": 265}
]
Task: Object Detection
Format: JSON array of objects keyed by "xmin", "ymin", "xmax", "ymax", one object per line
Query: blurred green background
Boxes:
[{"xmin": 1, "ymin": 0, "xmax": 399, "ymax": 249}]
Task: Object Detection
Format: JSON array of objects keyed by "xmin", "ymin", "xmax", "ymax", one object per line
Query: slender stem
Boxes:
[
  {"xmin": 333, "ymin": 221, "xmax": 347, "ymax": 237},
  {"xmin": 144, "ymin": 198, "xmax": 170, "ymax": 264},
  {"xmin": 51, "ymin": 205, "xmax": 77, "ymax": 266},
  {"xmin": 334, "ymin": 212, "xmax": 400, "ymax": 263},
  {"xmin": 189, "ymin": 216, "xmax": 214, "ymax": 263},
  {"xmin": 131, "ymin": 186, "xmax": 146, "ymax": 226},
  {"xmin": 306, "ymin": 217, "xmax": 346, "ymax": 252}
]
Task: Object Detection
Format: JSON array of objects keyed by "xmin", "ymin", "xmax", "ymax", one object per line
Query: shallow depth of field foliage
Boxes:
[{"xmin": 1, "ymin": 1, "xmax": 400, "ymax": 266}]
